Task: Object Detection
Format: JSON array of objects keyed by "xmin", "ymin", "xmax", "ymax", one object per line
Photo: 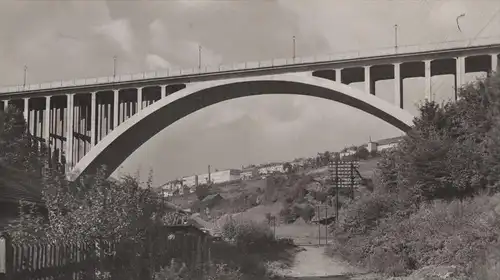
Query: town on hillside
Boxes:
[{"xmin": 158, "ymin": 135, "xmax": 404, "ymax": 197}]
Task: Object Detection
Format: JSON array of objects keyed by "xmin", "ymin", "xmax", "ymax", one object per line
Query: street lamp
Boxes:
[
  {"xmin": 292, "ymin": 36, "xmax": 296, "ymax": 60},
  {"xmin": 456, "ymin": 13, "xmax": 466, "ymax": 32},
  {"xmin": 394, "ymin": 24, "xmax": 399, "ymax": 53},
  {"xmin": 113, "ymin": 56, "xmax": 117, "ymax": 78},
  {"xmin": 23, "ymin": 65, "xmax": 28, "ymax": 88},
  {"xmin": 198, "ymin": 45, "xmax": 202, "ymax": 69}
]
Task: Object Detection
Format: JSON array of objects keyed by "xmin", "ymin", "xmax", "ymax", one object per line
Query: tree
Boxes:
[
  {"xmin": 355, "ymin": 146, "xmax": 369, "ymax": 160},
  {"xmin": 195, "ymin": 184, "xmax": 211, "ymax": 200},
  {"xmin": 283, "ymin": 162, "xmax": 294, "ymax": 174},
  {"xmin": 375, "ymin": 72, "xmax": 500, "ymax": 201}
]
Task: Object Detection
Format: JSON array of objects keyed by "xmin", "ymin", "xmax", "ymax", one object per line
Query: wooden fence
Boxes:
[{"xmin": 0, "ymin": 225, "xmax": 211, "ymax": 280}]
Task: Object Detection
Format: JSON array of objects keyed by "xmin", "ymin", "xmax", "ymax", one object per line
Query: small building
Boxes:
[
  {"xmin": 240, "ymin": 167, "xmax": 258, "ymax": 180},
  {"xmin": 367, "ymin": 136, "xmax": 405, "ymax": 153},
  {"xmin": 198, "ymin": 169, "xmax": 241, "ymax": 185},
  {"xmin": 258, "ymin": 163, "xmax": 285, "ymax": 175}
]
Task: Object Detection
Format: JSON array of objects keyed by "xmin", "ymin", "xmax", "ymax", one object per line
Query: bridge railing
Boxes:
[{"xmin": 1, "ymin": 36, "xmax": 500, "ymax": 94}]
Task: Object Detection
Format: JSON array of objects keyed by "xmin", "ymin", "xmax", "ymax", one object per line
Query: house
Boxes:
[
  {"xmin": 240, "ymin": 167, "xmax": 257, "ymax": 180},
  {"xmin": 197, "ymin": 169, "xmax": 241, "ymax": 185},
  {"xmin": 367, "ymin": 136, "xmax": 405, "ymax": 153},
  {"xmin": 258, "ymin": 163, "xmax": 285, "ymax": 176},
  {"xmin": 339, "ymin": 149, "xmax": 356, "ymax": 159}
]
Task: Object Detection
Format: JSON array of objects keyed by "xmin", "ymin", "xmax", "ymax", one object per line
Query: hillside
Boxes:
[{"xmin": 167, "ymin": 158, "xmax": 380, "ymax": 245}]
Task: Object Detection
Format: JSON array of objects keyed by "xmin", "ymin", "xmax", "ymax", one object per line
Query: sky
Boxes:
[{"xmin": 0, "ymin": 0, "xmax": 499, "ymax": 185}]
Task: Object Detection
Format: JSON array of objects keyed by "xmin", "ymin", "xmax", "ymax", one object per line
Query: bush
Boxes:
[
  {"xmin": 220, "ymin": 217, "xmax": 275, "ymax": 252},
  {"xmin": 154, "ymin": 259, "xmax": 242, "ymax": 280},
  {"xmin": 195, "ymin": 184, "xmax": 211, "ymax": 200},
  {"xmin": 329, "ymin": 194, "xmax": 500, "ymax": 276},
  {"xmin": 327, "ymin": 73, "xmax": 500, "ymax": 277}
]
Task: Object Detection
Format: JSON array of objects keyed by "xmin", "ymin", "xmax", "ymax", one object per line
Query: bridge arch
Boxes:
[{"xmin": 69, "ymin": 74, "xmax": 414, "ymax": 181}]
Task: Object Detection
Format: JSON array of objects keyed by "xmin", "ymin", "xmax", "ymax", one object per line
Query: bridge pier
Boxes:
[
  {"xmin": 424, "ymin": 60, "xmax": 432, "ymax": 101},
  {"xmin": 137, "ymin": 87, "xmax": 143, "ymax": 111},
  {"xmin": 161, "ymin": 85, "xmax": 167, "ymax": 98},
  {"xmin": 364, "ymin": 66, "xmax": 374, "ymax": 95},
  {"xmin": 23, "ymin": 98, "xmax": 29, "ymax": 123},
  {"xmin": 455, "ymin": 57, "xmax": 465, "ymax": 100},
  {"xmin": 66, "ymin": 94, "xmax": 74, "ymax": 170},
  {"xmin": 91, "ymin": 92, "xmax": 97, "ymax": 147},
  {"xmin": 44, "ymin": 96, "xmax": 51, "ymax": 146},
  {"xmin": 492, "ymin": 54, "xmax": 498, "ymax": 74},
  {"xmin": 113, "ymin": 90, "xmax": 119, "ymax": 129},
  {"xmin": 394, "ymin": 63, "xmax": 402, "ymax": 109},
  {"xmin": 335, "ymin": 69, "xmax": 342, "ymax": 83}
]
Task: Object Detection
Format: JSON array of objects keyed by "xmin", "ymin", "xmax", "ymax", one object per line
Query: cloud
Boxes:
[
  {"xmin": 145, "ymin": 54, "xmax": 172, "ymax": 70},
  {"xmin": 94, "ymin": 18, "xmax": 134, "ymax": 54}
]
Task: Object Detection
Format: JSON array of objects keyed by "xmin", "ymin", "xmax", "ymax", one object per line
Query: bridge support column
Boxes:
[
  {"xmin": 335, "ymin": 69, "xmax": 342, "ymax": 83},
  {"xmin": 66, "ymin": 94, "xmax": 74, "ymax": 170},
  {"xmin": 492, "ymin": 54, "xmax": 498, "ymax": 74},
  {"xmin": 160, "ymin": 85, "xmax": 166, "ymax": 98},
  {"xmin": 424, "ymin": 60, "xmax": 432, "ymax": 101},
  {"xmin": 394, "ymin": 63, "xmax": 402, "ymax": 109},
  {"xmin": 90, "ymin": 92, "xmax": 96, "ymax": 147},
  {"xmin": 44, "ymin": 96, "xmax": 51, "ymax": 146},
  {"xmin": 3, "ymin": 100, "xmax": 8, "ymax": 111},
  {"xmin": 364, "ymin": 66, "xmax": 373, "ymax": 94},
  {"xmin": 113, "ymin": 89, "xmax": 119, "ymax": 129},
  {"xmin": 455, "ymin": 57, "xmax": 465, "ymax": 100},
  {"xmin": 137, "ymin": 87, "xmax": 143, "ymax": 111},
  {"xmin": 23, "ymin": 98, "xmax": 29, "ymax": 129}
]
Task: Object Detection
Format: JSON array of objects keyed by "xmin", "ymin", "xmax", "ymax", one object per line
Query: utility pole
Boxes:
[
  {"xmin": 292, "ymin": 36, "xmax": 296, "ymax": 60},
  {"xmin": 23, "ymin": 65, "xmax": 28, "ymax": 88},
  {"xmin": 198, "ymin": 45, "xmax": 202, "ymax": 69},
  {"xmin": 335, "ymin": 159, "xmax": 339, "ymax": 224},
  {"xmin": 208, "ymin": 164, "xmax": 211, "ymax": 184},
  {"xmin": 394, "ymin": 24, "xmax": 399, "ymax": 53},
  {"xmin": 113, "ymin": 55, "xmax": 117, "ymax": 78}
]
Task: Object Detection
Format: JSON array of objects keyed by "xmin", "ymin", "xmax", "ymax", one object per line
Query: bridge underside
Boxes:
[{"xmin": 69, "ymin": 76, "xmax": 414, "ymax": 181}]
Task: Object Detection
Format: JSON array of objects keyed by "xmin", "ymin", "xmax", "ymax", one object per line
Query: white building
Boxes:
[
  {"xmin": 367, "ymin": 136, "xmax": 404, "ymax": 153},
  {"xmin": 339, "ymin": 149, "xmax": 356, "ymax": 158},
  {"xmin": 258, "ymin": 163, "xmax": 285, "ymax": 175},
  {"xmin": 197, "ymin": 169, "xmax": 241, "ymax": 185},
  {"xmin": 240, "ymin": 168, "xmax": 256, "ymax": 180}
]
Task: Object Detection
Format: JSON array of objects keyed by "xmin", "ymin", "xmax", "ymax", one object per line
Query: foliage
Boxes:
[
  {"xmin": 328, "ymin": 73, "xmax": 500, "ymax": 277},
  {"xmin": 153, "ymin": 259, "xmax": 243, "ymax": 280},
  {"xmin": 354, "ymin": 146, "xmax": 369, "ymax": 160},
  {"xmin": 329, "ymin": 194, "xmax": 500, "ymax": 276},
  {"xmin": 195, "ymin": 184, "xmax": 211, "ymax": 200},
  {"xmin": 219, "ymin": 217, "xmax": 275, "ymax": 252},
  {"xmin": 375, "ymin": 73, "xmax": 500, "ymax": 202}
]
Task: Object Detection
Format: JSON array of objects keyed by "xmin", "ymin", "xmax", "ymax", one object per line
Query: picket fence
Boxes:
[{"xmin": 0, "ymin": 225, "xmax": 211, "ymax": 280}]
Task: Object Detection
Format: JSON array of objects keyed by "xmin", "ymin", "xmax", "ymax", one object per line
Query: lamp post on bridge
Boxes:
[
  {"xmin": 292, "ymin": 35, "xmax": 296, "ymax": 60},
  {"xmin": 23, "ymin": 65, "xmax": 28, "ymax": 88},
  {"xmin": 113, "ymin": 55, "xmax": 117, "ymax": 79},
  {"xmin": 198, "ymin": 45, "xmax": 202, "ymax": 69},
  {"xmin": 394, "ymin": 24, "xmax": 399, "ymax": 53}
]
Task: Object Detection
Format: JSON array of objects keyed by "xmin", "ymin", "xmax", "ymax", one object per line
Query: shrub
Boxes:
[
  {"xmin": 220, "ymin": 217, "xmax": 275, "ymax": 251},
  {"xmin": 329, "ymin": 194, "xmax": 500, "ymax": 276},
  {"xmin": 279, "ymin": 204, "xmax": 298, "ymax": 224},
  {"xmin": 195, "ymin": 184, "xmax": 211, "ymax": 200}
]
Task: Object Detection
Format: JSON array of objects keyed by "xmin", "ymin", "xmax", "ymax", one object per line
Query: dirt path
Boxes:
[{"xmin": 270, "ymin": 246, "xmax": 362, "ymax": 279}]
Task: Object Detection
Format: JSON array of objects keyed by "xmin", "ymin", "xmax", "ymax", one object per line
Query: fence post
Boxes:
[{"xmin": 0, "ymin": 233, "xmax": 13, "ymax": 280}]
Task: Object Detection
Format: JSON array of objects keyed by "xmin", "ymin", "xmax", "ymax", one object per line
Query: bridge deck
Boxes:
[{"xmin": 1, "ymin": 36, "xmax": 500, "ymax": 94}]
